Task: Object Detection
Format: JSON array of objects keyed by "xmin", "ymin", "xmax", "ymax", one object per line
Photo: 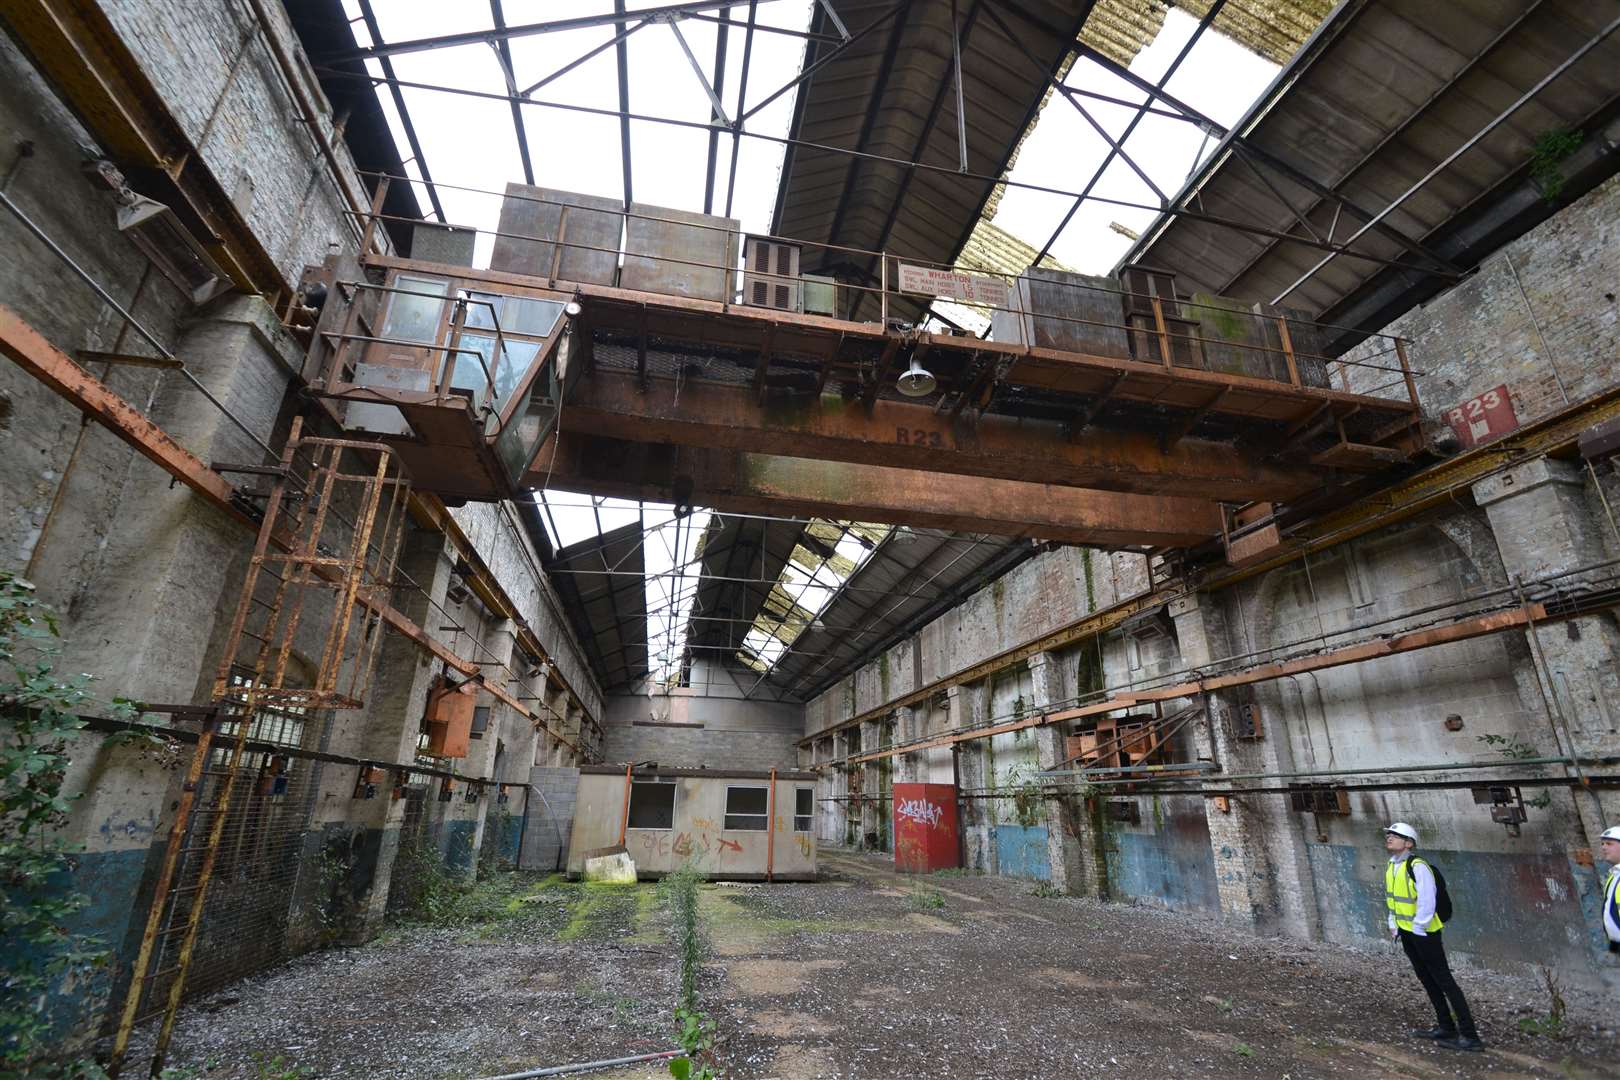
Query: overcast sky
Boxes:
[{"xmin": 340, "ymin": 1, "xmax": 1278, "ymax": 687}]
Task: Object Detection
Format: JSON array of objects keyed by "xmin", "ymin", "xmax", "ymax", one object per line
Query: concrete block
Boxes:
[{"xmin": 583, "ymin": 846, "xmax": 637, "ymax": 885}]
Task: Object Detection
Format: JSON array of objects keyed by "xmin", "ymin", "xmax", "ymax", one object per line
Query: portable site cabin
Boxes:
[{"xmin": 566, "ymin": 766, "xmax": 818, "ymax": 881}]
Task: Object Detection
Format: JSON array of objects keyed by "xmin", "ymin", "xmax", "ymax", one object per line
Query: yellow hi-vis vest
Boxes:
[{"xmin": 1386, "ymin": 856, "xmax": 1444, "ymax": 933}]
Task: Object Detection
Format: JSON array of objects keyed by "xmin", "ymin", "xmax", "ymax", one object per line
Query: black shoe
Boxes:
[
  {"xmin": 1436, "ymin": 1035, "xmax": 1485, "ymax": 1052},
  {"xmin": 1411, "ymin": 1026, "xmax": 1456, "ymax": 1039}
]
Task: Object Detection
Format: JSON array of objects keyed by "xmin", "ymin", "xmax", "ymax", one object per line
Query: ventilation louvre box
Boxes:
[
  {"xmin": 1287, "ymin": 784, "xmax": 1350, "ymax": 815},
  {"xmin": 745, "ymin": 239, "xmax": 801, "ymax": 311}
]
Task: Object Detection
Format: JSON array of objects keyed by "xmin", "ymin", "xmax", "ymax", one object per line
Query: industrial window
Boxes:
[
  {"xmin": 724, "ymin": 786, "xmax": 769, "ymax": 831},
  {"xmin": 469, "ymin": 705, "xmax": 491, "ymax": 741},
  {"xmin": 627, "ymin": 781, "xmax": 676, "ymax": 830},
  {"xmin": 794, "ymin": 788, "xmax": 814, "ymax": 832},
  {"xmin": 381, "ymin": 274, "xmax": 448, "ymax": 343}
]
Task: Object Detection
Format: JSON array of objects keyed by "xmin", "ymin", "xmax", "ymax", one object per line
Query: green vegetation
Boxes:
[
  {"xmin": 387, "ymin": 826, "xmax": 570, "ymax": 939},
  {"xmin": 1476, "ymin": 732, "xmax": 1540, "ymax": 761},
  {"xmin": 1233, "ymin": 1042, "xmax": 1255, "ymax": 1058},
  {"xmin": 1004, "ymin": 765, "xmax": 1045, "ymax": 829},
  {"xmin": 0, "ymin": 570, "xmax": 148, "ymax": 1076},
  {"xmin": 1027, "ymin": 881, "xmax": 1062, "ymax": 899},
  {"xmin": 907, "ymin": 884, "xmax": 946, "ymax": 911},
  {"xmin": 658, "ymin": 864, "xmax": 718, "ymax": 1079},
  {"xmin": 1528, "ymin": 128, "xmax": 1583, "ymax": 203},
  {"xmin": 251, "ymin": 1053, "xmax": 313, "ymax": 1079},
  {"xmin": 1517, "ymin": 966, "xmax": 1567, "ymax": 1039}
]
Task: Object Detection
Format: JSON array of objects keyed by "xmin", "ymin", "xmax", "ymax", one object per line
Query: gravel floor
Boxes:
[{"xmin": 115, "ymin": 849, "xmax": 1619, "ymax": 1079}]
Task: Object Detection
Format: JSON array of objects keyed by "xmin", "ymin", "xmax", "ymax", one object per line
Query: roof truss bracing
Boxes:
[{"xmin": 1122, "ymin": 0, "xmax": 1620, "ymax": 343}]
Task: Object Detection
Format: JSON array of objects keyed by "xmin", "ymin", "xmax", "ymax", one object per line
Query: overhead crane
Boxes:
[{"xmin": 294, "ymin": 189, "xmax": 1423, "ymax": 552}]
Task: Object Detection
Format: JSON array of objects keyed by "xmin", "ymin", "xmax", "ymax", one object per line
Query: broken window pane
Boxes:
[{"xmin": 627, "ymin": 780, "xmax": 676, "ymax": 830}]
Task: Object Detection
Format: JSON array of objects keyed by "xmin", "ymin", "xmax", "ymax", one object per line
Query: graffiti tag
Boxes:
[
  {"xmin": 717, "ymin": 837, "xmax": 743, "ymax": 853},
  {"xmin": 896, "ymin": 798, "xmax": 944, "ymax": 828}
]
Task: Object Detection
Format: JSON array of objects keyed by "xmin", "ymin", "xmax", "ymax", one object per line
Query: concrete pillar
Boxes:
[
  {"xmin": 565, "ymin": 700, "xmax": 584, "ymax": 766},
  {"xmin": 893, "ymin": 705, "xmax": 922, "ymax": 783},
  {"xmin": 1171, "ymin": 593, "xmax": 1321, "ymax": 936},
  {"xmin": 952, "ymin": 683, "xmax": 996, "ymax": 873},
  {"xmin": 1031, "ymin": 652, "xmax": 1088, "ymax": 895},
  {"xmin": 543, "ymin": 684, "xmax": 570, "ymax": 766},
  {"xmin": 858, "ymin": 717, "xmax": 883, "ymax": 849},
  {"xmin": 1474, "ymin": 458, "xmax": 1620, "ymax": 977}
]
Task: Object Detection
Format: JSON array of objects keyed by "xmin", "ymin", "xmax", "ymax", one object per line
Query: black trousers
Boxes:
[{"xmin": 1399, "ymin": 929, "xmax": 1477, "ymax": 1037}]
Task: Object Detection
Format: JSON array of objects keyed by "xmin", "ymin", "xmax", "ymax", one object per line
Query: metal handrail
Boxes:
[
  {"xmin": 353, "ymin": 167, "xmax": 1416, "ymax": 341},
  {"xmin": 350, "ymin": 207, "xmax": 1420, "ymax": 390}
]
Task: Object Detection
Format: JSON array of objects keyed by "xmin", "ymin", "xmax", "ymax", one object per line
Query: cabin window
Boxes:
[
  {"xmin": 627, "ymin": 780, "xmax": 676, "ymax": 830},
  {"xmin": 723, "ymin": 786, "xmax": 769, "ymax": 831},
  {"xmin": 794, "ymin": 788, "xmax": 814, "ymax": 832}
]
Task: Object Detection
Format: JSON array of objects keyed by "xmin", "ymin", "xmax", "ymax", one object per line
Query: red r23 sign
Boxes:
[{"xmin": 1444, "ymin": 384, "xmax": 1518, "ymax": 450}]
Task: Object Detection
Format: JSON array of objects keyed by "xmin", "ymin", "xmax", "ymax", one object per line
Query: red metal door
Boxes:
[{"xmin": 893, "ymin": 782, "xmax": 959, "ymax": 873}]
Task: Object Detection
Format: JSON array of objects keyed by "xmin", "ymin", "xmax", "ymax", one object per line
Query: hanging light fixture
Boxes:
[{"xmin": 895, "ymin": 355, "xmax": 936, "ymax": 397}]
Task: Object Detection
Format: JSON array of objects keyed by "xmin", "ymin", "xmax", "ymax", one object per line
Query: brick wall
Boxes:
[
  {"xmin": 521, "ymin": 767, "xmax": 580, "ymax": 872},
  {"xmin": 1339, "ymin": 171, "xmax": 1620, "ymax": 433},
  {"xmin": 601, "ymin": 692, "xmax": 803, "ymax": 771}
]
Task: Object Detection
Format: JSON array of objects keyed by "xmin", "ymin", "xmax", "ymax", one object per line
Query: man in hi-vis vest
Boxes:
[
  {"xmin": 1601, "ymin": 826, "xmax": 1620, "ymax": 954},
  {"xmin": 1384, "ymin": 822, "xmax": 1483, "ymax": 1052}
]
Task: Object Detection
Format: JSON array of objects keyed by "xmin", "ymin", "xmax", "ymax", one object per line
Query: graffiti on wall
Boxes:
[
  {"xmin": 896, "ymin": 796, "xmax": 945, "ymax": 828},
  {"xmin": 635, "ymin": 830, "xmax": 748, "ymax": 858}
]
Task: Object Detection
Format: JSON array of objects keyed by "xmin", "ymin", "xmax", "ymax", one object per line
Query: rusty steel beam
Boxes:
[
  {"xmin": 557, "ymin": 369, "xmax": 1321, "ymax": 502},
  {"xmin": 0, "ymin": 303, "xmax": 584, "ymax": 748},
  {"xmin": 802, "ymin": 379, "xmax": 1620, "ymax": 748},
  {"xmin": 532, "ymin": 435, "xmax": 1226, "ymax": 547},
  {"xmin": 839, "ymin": 602, "xmax": 1548, "ymax": 766},
  {"xmin": 0, "ymin": 303, "xmax": 242, "ymax": 515}
]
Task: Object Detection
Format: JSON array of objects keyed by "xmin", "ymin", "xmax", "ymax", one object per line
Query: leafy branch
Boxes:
[{"xmin": 1, "ymin": 570, "xmax": 141, "ymax": 1074}]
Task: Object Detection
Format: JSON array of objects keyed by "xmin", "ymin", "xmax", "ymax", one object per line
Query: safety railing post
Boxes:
[
  {"xmin": 361, "ymin": 174, "xmax": 390, "ymax": 257},
  {"xmin": 1150, "ymin": 295, "xmax": 1173, "ymax": 369},
  {"xmin": 1395, "ymin": 337, "xmax": 1419, "ymax": 410},
  {"xmin": 549, "ymin": 205, "xmax": 570, "ymax": 286},
  {"xmin": 880, "ymin": 251, "xmax": 889, "ymax": 325},
  {"xmin": 1276, "ymin": 316, "xmax": 1302, "ymax": 386}
]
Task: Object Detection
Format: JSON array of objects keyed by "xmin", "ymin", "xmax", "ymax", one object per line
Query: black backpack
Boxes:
[{"xmin": 1408, "ymin": 857, "xmax": 1454, "ymax": 923}]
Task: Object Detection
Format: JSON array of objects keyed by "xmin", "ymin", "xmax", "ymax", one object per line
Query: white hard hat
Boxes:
[
  {"xmin": 1601, "ymin": 826, "xmax": 1620, "ymax": 842},
  {"xmin": 1385, "ymin": 821, "xmax": 1419, "ymax": 843}
]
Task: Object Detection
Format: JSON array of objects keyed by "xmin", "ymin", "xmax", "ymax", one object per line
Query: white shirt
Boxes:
[
  {"xmin": 1604, "ymin": 865, "xmax": 1620, "ymax": 944},
  {"xmin": 1387, "ymin": 852, "xmax": 1437, "ymax": 936}
]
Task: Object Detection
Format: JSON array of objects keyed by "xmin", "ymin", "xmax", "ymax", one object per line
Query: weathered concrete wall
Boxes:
[
  {"xmin": 0, "ymin": 5, "xmax": 606, "ymax": 1051},
  {"xmin": 805, "ymin": 547, "xmax": 1146, "ymax": 735},
  {"xmin": 600, "ymin": 686, "xmax": 804, "ymax": 771},
  {"xmin": 805, "ymin": 483, "xmax": 1620, "ymax": 986},
  {"xmin": 450, "ymin": 501, "xmax": 603, "ymax": 722},
  {"xmin": 522, "ymin": 766, "xmax": 581, "ymax": 873}
]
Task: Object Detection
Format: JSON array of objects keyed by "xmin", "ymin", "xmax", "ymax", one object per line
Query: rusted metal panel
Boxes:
[
  {"xmin": 620, "ymin": 203, "xmax": 739, "ymax": 302},
  {"xmin": 992, "ymin": 268, "xmax": 1134, "ymax": 358},
  {"xmin": 490, "ymin": 183, "xmax": 622, "ymax": 285},
  {"xmin": 893, "ymin": 783, "xmax": 960, "ymax": 873},
  {"xmin": 424, "ymin": 677, "xmax": 478, "ymax": 758}
]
